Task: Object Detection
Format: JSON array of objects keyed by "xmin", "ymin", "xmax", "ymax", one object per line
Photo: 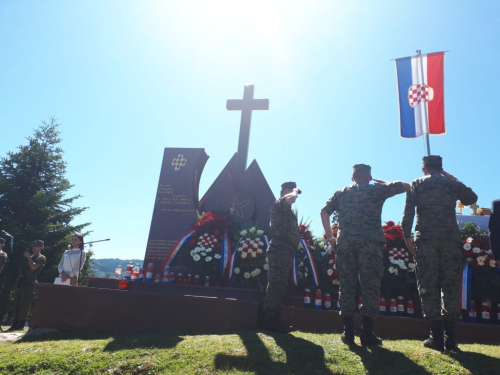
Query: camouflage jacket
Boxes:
[
  {"xmin": 269, "ymin": 196, "xmax": 300, "ymax": 249},
  {"xmin": 322, "ymin": 181, "xmax": 407, "ymax": 244},
  {"xmin": 0, "ymin": 251, "xmax": 7, "ymax": 274},
  {"xmin": 402, "ymin": 172, "xmax": 477, "ymax": 240},
  {"xmin": 19, "ymin": 253, "xmax": 46, "ymax": 285}
]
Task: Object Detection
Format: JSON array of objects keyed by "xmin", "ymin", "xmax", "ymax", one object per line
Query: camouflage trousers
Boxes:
[
  {"xmin": 263, "ymin": 243, "xmax": 295, "ymax": 322},
  {"xmin": 415, "ymin": 237, "xmax": 463, "ymax": 322},
  {"xmin": 12, "ymin": 284, "xmax": 37, "ymax": 321},
  {"xmin": 336, "ymin": 240, "xmax": 384, "ymax": 319}
]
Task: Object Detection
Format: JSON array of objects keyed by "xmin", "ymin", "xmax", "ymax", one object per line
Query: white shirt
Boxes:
[{"xmin": 58, "ymin": 249, "xmax": 86, "ymax": 277}]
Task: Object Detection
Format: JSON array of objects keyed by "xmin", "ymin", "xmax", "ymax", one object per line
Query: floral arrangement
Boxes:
[
  {"xmin": 293, "ymin": 220, "xmax": 317, "ymax": 286},
  {"xmin": 176, "ymin": 212, "xmax": 232, "ymax": 280},
  {"xmin": 462, "ymin": 233, "xmax": 500, "ymax": 268},
  {"xmin": 230, "ymin": 225, "xmax": 269, "ymax": 290},
  {"xmin": 460, "ymin": 222, "xmax": 500, "ymax": 301},
  {"xmin": 380, "ymin": 221, "xmax": 418, "ymax": 299}
]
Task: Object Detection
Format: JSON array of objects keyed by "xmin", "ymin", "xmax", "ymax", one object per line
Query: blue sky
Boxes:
[{"xmin": 1, "ymin": 1, "xmax": 498, "ymax": 259}]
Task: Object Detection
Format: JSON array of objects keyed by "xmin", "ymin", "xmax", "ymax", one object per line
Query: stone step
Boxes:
[{"xmin": 32, "ymin": 284, "xmax": 261, "ymax": 334}]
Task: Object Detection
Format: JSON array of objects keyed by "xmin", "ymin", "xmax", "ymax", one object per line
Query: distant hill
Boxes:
[{"xmin": 91, "ymin": 258, "xmax": 144, "ymax": 278}]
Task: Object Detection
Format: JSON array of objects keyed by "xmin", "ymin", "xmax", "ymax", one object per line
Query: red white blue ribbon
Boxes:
[
  {"xmin": 460, "ymin": 263, "xmax": 472, "ymax": 311},
  {"xmin": 228, "ymin": 237, "xmax": 243, "ymax": 279},
  {"xmin": 292, "ymin": 254, "xmax": 299, "ymax": 286},
  {"xmin": 300, "ymin": 238, "xmax": 320, "ymax": 287},
  {"xmin": 220, "ymin": 233, "xmax": 232, "ymax": 277},
  {"xmin": 159, "ymin": 229, "xmax": 196, "ymax": 271}
]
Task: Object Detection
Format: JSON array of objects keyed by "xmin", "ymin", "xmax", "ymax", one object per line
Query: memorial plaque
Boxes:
[{"xmin": 144, "ymin": 148, "xmax": 208, "ymax": 274}]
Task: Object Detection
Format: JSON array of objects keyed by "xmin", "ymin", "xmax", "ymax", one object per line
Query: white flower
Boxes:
[
  {"xmin": 201, "ymin": 252, "xmax": 207, "ymax": 256},
  {"xmin": 310, "ymin": 246, "xmax": 315, "ymax": 250},
  {"xmin": 463, "ymin": 243, "xmax": 472, "ymax": 251},
  {"xmin": 258, "ymin": 240, "xmax": 264, "ymax": 246},
  {"xmin": 251, "ymin": 270, "xmax": 257, "ymax": 277},
  {"xmin": 240, "ymin": 230, "xmax": 247, "ymax": 236},
  {"xmin": 256, "ymin": 230, "xmax": 264, "ymax": 235},
  {"xmin": 241, "ymin": 252, "xmax": 247, "ymax": 259},
  {"xmin": 244, "ymin": 272, "xmax": 251, "ymax": 279},
  {"xmin": 408, "ymin": 263, "xmax": 415, "ymax": 269},
  {"xmin": 477, "ymin": 256, "xmax": 485, "ymax": 266},
  {"xmin": 242, "ymin": 243, "xmax": 248, "ymax": 249},
  {"xmin": 234, "ymin": 267, "xmax": 241, "ymax": 274},
  {"xmin": 466, "ymin": 237, "xmax": 473, "ymax": 243},
  {"xmin": 263, "ymin": 263, "xmax": 269, "ymax": 271},
  {"xmin": 257, "ymin": 249, "xmax": 263, "ymax": 254},
  {"xmin": 194, "ymin": 247, "xmax": 201, "ymax": 252},
  {"xmin": 213, "ymin": 238, "xmax": 217, "ymax": 243},
  {"xmin": 318, "ymin": 242, "xmax": 325, "ymax": 248},
  {"xmin": 253, "ymin": 243, "xmax": 259, "ymax": 249},
  {"xmin": 394, "ymin": 268, "xmax": 399, "ymax": 275},
  {"xmin": 266, "ymin": 257, "xmax": 269, "ymax": 262},
  {"xmin": 304, "ymin": 272, "xmax": 308, "ymax": 277},
  {"xmin": 249, "ymin": 227, "xmax": 256, "ymax": 233},
  {"xmin": 389, "ymin": 266, "xmax": 395, "ymax": 274},
  {"xmin": 193, "ymin": 254, "xmax": 201, "ymax": 261},
  {"xmin": 206, "ymin": 248, "xmax": 212, "ymax": 252},
  {"xmin": 485, "ymin": 249, "xmax": 493, "ymax": 255},
  {"xmin": 333, "ymin": 280, "xmax": 339, "ymax": 285},
  {"xmin": 333, "ymin": 263, "xmax": 336, "ymax": 269},
  {"xmin": 246, "ymin": 237, "xmax": 251, "ymax": 241},
  {"xmin": 420, "ymin": 288, "xmax": 427, "ymax": 294},
  {"xmin": 252, "ymin": 252, "xmax": 257, "ymax": 258},
  {"xmin": 490, "ymin": 259, "xmax": 496, "ymax": 267},
  {"xmin": 329, "ymin": 259, "xmax": 334, "ymax": 264},
  {"xmin": 466, "ymin": 258, "xmax": 473, "ymax": 262},
  {"xmin": 254, "ymin": 268, "xmax": 261, "ymax": 275},
  {"xmin": 205, "ymin": 256, "xmax": 212, "ymax": 262},
  {"xmin": 473, "ymin": 247, "xmax": 481, "ymax": 254},
  {"xmin": 190, "ymin": 250, "xmax": 196, "ymax": 257},
  {"xmin": 214, "ymin": 254, "xmax": 221, "ymax": 259},
  {"xmin": 327, "ymin": 269, "xmax": 333, "ymax": 276}
]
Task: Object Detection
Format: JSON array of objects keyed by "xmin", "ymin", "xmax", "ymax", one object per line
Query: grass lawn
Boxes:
[{"xmin": 0, "ymin": 329, "xmax": 499, "ymax": 374}]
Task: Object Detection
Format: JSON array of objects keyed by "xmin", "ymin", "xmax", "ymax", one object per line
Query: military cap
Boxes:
[
  {"xmin": 422, "ymin": 155, "xmax": 442, "ymax": 168},
  {"xmin": 31, "ymin": 240, "xmax": 44, "ymax": 247},
  {"xmin": 281, "ymin": 181, "xmax": 297, "ymax": 190},
  {"xmin": 352, "ymin": 164, "xmax": 371, "ymax": 173}
]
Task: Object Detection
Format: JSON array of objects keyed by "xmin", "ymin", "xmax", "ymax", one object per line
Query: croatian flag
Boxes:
[{"xmin": 395, "ymin": 52, "xmax": 445, "ymax": 138}]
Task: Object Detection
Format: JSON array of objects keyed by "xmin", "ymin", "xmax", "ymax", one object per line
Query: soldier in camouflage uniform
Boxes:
[
  {"xmin": 402, "ymin": 155, "xmax": 477, "ymax": 351},
  {"xmin": 0, "ymin": 238, "xmax": 7, "ymax": 274},
  {"xmin": 321, "ymin": 164, "xmax": 409, "ymax": 345},
  {"xmin": 8, "ymin": 240, "xmax": 46, "ymax": 331},
  {"xmin": 263, "ymin": 182, "xmax": 301, "ymax": 333}
]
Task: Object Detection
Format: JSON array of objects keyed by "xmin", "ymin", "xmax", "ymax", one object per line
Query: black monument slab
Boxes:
[{"xmin": 144, "ymin": 148, "xmax": 208, "ymax": 274}]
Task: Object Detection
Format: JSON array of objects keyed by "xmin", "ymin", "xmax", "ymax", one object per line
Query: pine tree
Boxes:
[{"xmin": 0, "ymin": 117, "xmax": 90, "ymax": 308}]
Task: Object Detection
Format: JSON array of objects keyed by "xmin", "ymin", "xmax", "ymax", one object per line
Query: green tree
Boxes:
[{"xmin": 0, "ymin": 117, "xmax": 90, "ymax": 309}]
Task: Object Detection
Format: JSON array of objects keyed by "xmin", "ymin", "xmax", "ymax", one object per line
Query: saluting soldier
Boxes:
[
  {"xmin": 402, "ymin": 155, "xmax": 477, "ymax": 351},
  {"xmin": 263, "ymin": 182, "xmax": 301, "ymax": 333},
  {"xmin": 321, "ymin": 164, "xmax": 409, "ymax": 346},
  {"xmin": 8, "ymin": 240, "xmax": 46, "ymax": 331}
]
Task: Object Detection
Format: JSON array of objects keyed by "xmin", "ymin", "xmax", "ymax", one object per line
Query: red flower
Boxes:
[
  {"xmin": 472, "ymin": 238, "xmax": 482, "ymax": 246},
  {"xmin": 386, "ymin": 221, "xmax": 395, "ymax": 227},
  {"xmin": 213, "ymin": 228, "xmax": 220, "ymax": 236},
  {"xmin": 219, "ymin": 235, "xmax": 225, "ymax": 241},
  {"xmin": 215, "ymin": 242, "xmax": 222, "ymax": 249},
  {"xmin": 223, "ymin": 227, "xmax": 230, "ymax": 234},
  {"xmin": 189, "ymin": 239, "xmax": 196, "ymax": 246},
  {"xmin": 482, "ymin": 244, "xmax": 491, "ymax": 250},
  {"xmin": 470, "ymin": 260, "xmax": 478, "ymax": 267}
]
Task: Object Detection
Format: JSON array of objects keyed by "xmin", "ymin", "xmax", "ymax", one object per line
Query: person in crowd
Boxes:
[
  {"xmin": 321, "ymin": 164, "xmax": 409, "ymax": 346},
  {"xmin": 0, "ymin": 238, "xmax": 7, "ymax": 274},
  {"xmin": 58, "ymin": 233, "xmax": 86, "ymax": 286},
  {"xmin": 402, "ymin": 155, "xmax": 477, "ymax": 352},
  {"xmin": 7, "ymin": 240, "xmax": 46, "ymax": 331},
  {"xmin": 1, "ymin": 311, "xmax": 12, "ymax": 327},
  {"xmin": 489, "ymin": 199, "xmax": 500, "ymax": 260},
  {"xmin": 263, "ymin": 182, "xmax": 301, "ymax": 333}
]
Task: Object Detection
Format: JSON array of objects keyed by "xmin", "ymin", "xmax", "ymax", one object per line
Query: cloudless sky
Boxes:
[{"xmin": 1, "ymin": 1, "xmax": 498, "ymax": 260}]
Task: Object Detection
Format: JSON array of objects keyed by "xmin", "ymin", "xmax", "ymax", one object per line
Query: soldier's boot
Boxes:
[
  {"xmin": 341, "ymin": 316, "xmax": 355, "ymax": 345},
  {"xmin": 6, "ymin": 319, "xmax": 19, "ymax": 332},
  {"xmin": 423, "ymin": 321, "xmax": 444, "ymax": 351},
  {"xmin": 360, "ymin": 318, "xmax": 382, "ymax": 346},
  {"xmin": 17, "ymin": 320, "xmax": 26, "ymax": 331},
  {"xmin": 263, "ymin": 315, "xmax": 291, "ymax": 334},
  {"xmin": 444, "ymin": 320, "xmax": 459, "ymax": 352}
]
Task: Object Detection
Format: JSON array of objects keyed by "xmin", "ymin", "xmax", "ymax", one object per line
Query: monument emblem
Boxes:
[{"xmin": 171, "ymin": 154, "xmax": 187, "ymax": 171}]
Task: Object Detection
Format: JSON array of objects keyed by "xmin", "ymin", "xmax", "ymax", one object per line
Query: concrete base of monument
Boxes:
[
  {"xmin": 31, "ymin": 283, "xmax": 262, "ymax": 334},
  {"xmin": 31, "ymin": 279, "xmax": 500, "ymax": 343},
  {"xmin": 280, "ymin": 307, "xmax": 500, "ymax": 343}
]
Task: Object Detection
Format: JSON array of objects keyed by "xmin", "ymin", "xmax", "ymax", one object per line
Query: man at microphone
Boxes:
[{"xmin": 7, "ymin": 240, "xmax": 46, "ymax": 331}]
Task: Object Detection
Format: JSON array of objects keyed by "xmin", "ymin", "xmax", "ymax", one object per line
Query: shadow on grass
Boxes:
[
  {"xmin": 350, "ymin": 344, "xmax": 432, "ymax": 375},
  {"xmin": 214, "ymin": 331, "xmax": 333, "ymax": 375},
  {"xmin": 447, "ymin": 348, "xmax": 500, "ymax": 375},
  {"xmin": 16, "ymin": 330, "xmax": 183, "ymax": 352}
]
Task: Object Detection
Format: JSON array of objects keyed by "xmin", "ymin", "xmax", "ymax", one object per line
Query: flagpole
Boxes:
[{"xmin": 417, "ymin": 50, "xmax": 431, "ymax": 156}]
